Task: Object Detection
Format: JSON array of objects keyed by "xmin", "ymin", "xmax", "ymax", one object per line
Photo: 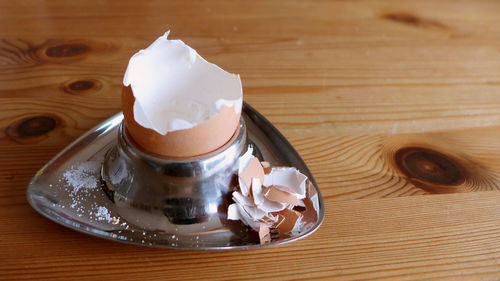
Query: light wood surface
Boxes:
[{"xmin": 2, "ymin": 0, "xmax": 500, "ymax": 280}]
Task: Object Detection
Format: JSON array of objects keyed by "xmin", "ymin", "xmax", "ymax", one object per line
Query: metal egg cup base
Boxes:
[
  {"xmin": 26, "ymin": 104, "xmax": 324, "ymax": 250},
  {"xmin": 100, "ymin": 118, "xmax": 247, "ymax": 235}
]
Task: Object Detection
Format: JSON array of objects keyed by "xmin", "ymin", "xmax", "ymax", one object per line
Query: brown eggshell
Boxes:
[
  {"xmin": 263, "ymin": 167, "xmax": 273, "ymax": 175},
  {"xmin": 122, "ymin": 86, "xmax": 241, "ymax": 158},
  {"xmin": 239, "ymin": 157, "xmax": 265, "ymax": 192},
  {"xmin": 302, "ymin": 197, "xmax": 318, "ymax": 229},
  {"xmin": 273, "ymin": 208, "xmax": 302, "ymax": 233},
  {"xmin": 258, "ymin": 224, "xmax": 271, "ymax": 244},
  {"xmin": 265, "ymin": 185, "xmax": 302, "ymax": 206},
  {"xmin": 302, "ymin": 181, "xmax": 319, "ymax": 228}
]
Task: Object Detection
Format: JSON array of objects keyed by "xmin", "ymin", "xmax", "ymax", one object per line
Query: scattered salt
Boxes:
[
  {"xmin": 94, "ymin": 206, "xmax": 120, "ymax": 224},
  {"xmin": 62, "ymin": 162, "xmax": 98, "ymax": 193},
  {"xmin": 95, "ymin": 206, "xmax": 111, "ymax": 221}
]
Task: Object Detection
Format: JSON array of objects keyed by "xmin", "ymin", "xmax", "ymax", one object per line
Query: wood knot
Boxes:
[
  {"xmin": 37, "ymin": 41, "xmax": 96, "ymax": 62},
  {"xmin": 382, "ymin": 12, "xmax": 449, "ymax": 30},
  {"xmin": 384, "ymin": 134, "xmax": 500, "ymax": 195},
  {"xmin": 69, "ymin": 80, "xmax": 94, "ymax": 91},
  {"xmin": 6, "ymin": 115, "xmax": 60, "ymax": 143},
  {"xmin": 63, "ymin": 79, "xmax": 102, "ymax": 95},
  {"xmin": 396, "ymin": 147, "xmax": 465, "ymax": 186},
  {"xmin": 45, "ymin": 43, "xmax": 90, "ymax": 58},
  {"xmin": 1, "ymin": 39, "xmax": 120, "ymax": 65},
  {"xmin": 395, "ymin": 147, "xmax": 465, "ymax": 191},
  {"xmin": 383, "ymin": 13, "xmax": 420, "ymax": 25},
  {"xmin": 18, "ymin": 116, "xmax": 57, "ymax": 137}
]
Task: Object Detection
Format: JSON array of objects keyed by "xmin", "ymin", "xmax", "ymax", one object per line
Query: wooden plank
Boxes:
[{"xmin": 3, "ymin": 192, "xmax": 500, "ymax": 280}]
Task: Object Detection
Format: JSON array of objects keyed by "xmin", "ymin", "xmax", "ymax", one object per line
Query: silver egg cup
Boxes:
[
  {"xmin": 27, "ymin": 103, "xmax": 324, "ymax": 250},
  {"xmin": 101, "ymin": 118, "xmax": 247, "ymax": 234}
]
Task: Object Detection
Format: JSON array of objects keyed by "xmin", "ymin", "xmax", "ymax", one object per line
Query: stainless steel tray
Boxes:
[{"xmin": 27, "ymin": 103, "xmax": 324, "ymax": 250}]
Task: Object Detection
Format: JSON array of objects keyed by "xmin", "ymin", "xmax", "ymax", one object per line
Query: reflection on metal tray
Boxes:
[{"xmin": 27, "ymin": 103, "xmax": 324, "ymax": 250}]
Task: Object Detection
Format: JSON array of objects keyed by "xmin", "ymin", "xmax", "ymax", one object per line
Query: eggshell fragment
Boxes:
[
  {"xmin": 264, "ymin": 185, "xmax": 302, "ymax": 205},
  {"xmin": 261, "ymin": 161, "xmax": 271, "ymax": 168},
  {"xmin": 252, "ymin": 178, "xmax": 265, "ymax": 205},
  {"xmin": 237, "ymin": 147, "xmax": 254, "ymax": 196},
  {"xmin": 238, "ymin": 157, "xmax": 265, "ymax": 195},
  {"xmin": 274, "ymin": 208, "xmax": 302, "ymax": 233},
  {"xmin": 227, "ymin": 203, "xmax": 239, "ymax": 220},
  {"xmin": 306, "ymin": 180, "xmax": 319, "ymax": 214},
  {"xmin": 259, "ymin": 224, "xmax": 271, "ymax": 244},
  {"xmin": 232, "ymin": 191, "xmax": 253, "ymax": 207},
  {"xmin": 228, "ymin": 202, "xmax": 261, "ymax": 231},
  {"xmin": 301, "ymin": 181, "xmax": 320, "ymax": 228},
  {"xmin": 227, "ymin": 147, "xmax": 319, "ymax": 238},
  {"xmin": 260, "ymin": 214, "xmax": 278, "ymax": 224},
  {"xmin": 228, "ymin": 178, "xmax": 286, "ymax": 228},
  {"xmin": 252, "ymin": 178, "xmax": 287, "ymax": 212},
  {"xmin": 264, "ymin": 167, "xmax": 307, "ymax": 199},
  {"xmin": 302, "ymin": 197, "xmax": 318, "ymax": 229},
  {"xmin": 258, "ymin": 198, "xmax": 288, "ymax": 213}
]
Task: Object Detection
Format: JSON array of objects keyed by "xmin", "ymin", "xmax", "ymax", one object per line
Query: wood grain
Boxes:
[
  {"xmin": 291, "ymin": 125, "xmax": 500, "ymax": 200},
  {"xmin": 3, "ymin": 192, "xmax": 500, "ymax": 280},
  {"xmin": 2, "ymin": 0, "xmax": 500, "ymax": 280}
]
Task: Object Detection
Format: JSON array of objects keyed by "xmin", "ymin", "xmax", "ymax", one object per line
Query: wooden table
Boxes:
[{"xmin": 2, "ymin": 0, "xmax": 500, "ymax": 280}]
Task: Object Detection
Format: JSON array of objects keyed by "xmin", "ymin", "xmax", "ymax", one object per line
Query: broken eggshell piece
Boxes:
[
  {"xmin": 238, "ymin": 146, "xmax": 265, "ymax": 196},
  {"xmin": 264, "ymin": 167, "xmax": 307, "ymax": 201},
  {"xmin": 122, "ymin": 31, "xmax": 243, "ymax": 157},
  {"xmin": 228, "ymin": 149, "xmax": 320, "ymax": 240},
  {"xmin": 258, "ymin": 224, "xmax": 271, "ymax": 245}
]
